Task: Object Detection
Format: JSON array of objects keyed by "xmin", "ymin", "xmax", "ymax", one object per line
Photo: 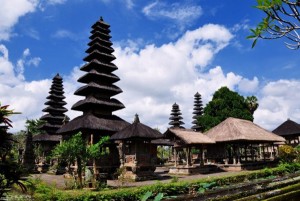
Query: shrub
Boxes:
[{"xmin": 278, "ymin": 145, "xmax": 297, "ymax": 163}]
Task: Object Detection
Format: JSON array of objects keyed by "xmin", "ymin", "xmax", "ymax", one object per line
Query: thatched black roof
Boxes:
[
  {"xmin": 33, "ymin": 133, "xmax": 62, "ymax": 142},
  {"xmin": 110, "ymin": 114, "xmax": 163, "ymax": 140},
  {"xmin": 272, "ymin": 119, "xmax": 300, "ymax": 136},
  {"xmin": 57, "ymin": 112, "xmax": 129, "ymax": 135}
]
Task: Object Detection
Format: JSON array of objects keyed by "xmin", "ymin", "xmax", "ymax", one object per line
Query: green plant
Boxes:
[
  {"xmin": 51, "ymin": 132, "xmax": 110, "ymax": 188},
  {"xmin": 278, "ymin": 145, "xmax": 297, "ymax": 163},
  {"xmin": 170, "ymin": 176, "xmax": 179, "ymax": 183},
  {"xmin": 140, "ymin": 191, "xmax": 164, "ymax": 201}
]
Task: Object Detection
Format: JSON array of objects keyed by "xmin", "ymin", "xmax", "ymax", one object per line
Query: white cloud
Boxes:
[
  {"xmin": 52, "ymin": 29, "xmax": 78, "ymax": 40},
  {"xmin": 46, "ymin": 0, "xmax": 67, "ymax": 5},
  {"xmin": 143, "ymin": 1, "xmax": 202, "ymax": 24},
  {"xmin": 125, "ymin": 0, "xmax": 134, "ymax": 9},
  {"xmin": 254, "ymin": 79, "xmax": 300, "ymax": 131},
  {"xmin": 0, "ymin": 0, "xmax": 38, "ymax": 41}
]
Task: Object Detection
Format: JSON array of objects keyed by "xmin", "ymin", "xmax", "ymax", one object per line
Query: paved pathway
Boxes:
[{"xmin": 31, "ymin": 167, "xmax": 246, "ymax": 189}]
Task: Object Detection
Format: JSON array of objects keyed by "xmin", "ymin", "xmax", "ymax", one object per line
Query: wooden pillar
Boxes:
[
  {"xmin": 237, "ymin": 144, "xmax": 241, "ymax": 165},
  {"xmin": 174, "ymin": 148, "xmax": 177, "ymax": 167},
  {"xmin": 200, "ymin": 145, "xmax": 204, "ymax": 167},
  {"xmin": 270, "ymin": 143, "xmax": 274, "ymax": 160},
  {"xmin": 224, "ymin": 145, "xmax": 228, "ymax": 165},
  {"xmin": 262, "ymin": 144, "xmax": 266, "ymax": 161},
  {"xmin": 90, "ymin": 134, "xmax": 97, "ymax": 175},
  {"xmin": 186, "ymin": 147, "xmax": 191, "ymax": 167},
  {"xmin": 233, "ymin": 145, "xmax": 237, "ymax": 165},
  {"xmin": 250, "ymin": 144, "xmax": 254, "ymax": 162}
]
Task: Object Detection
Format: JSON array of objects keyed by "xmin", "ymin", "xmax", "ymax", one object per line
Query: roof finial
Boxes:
[
  {"xmin": 134, "ymin": 114, "xmax": 140, "ymax": 123},
  {"xmin": 100, "ymin": 16, "xmax": 103, "ymax": 21}
]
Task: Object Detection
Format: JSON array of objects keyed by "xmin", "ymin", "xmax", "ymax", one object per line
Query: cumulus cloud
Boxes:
[
  {"xmin": 112, "ymin": 24, "xmax": 252, "ymax": 130},
  {"xmin": 254, "ymin": 79, "xmax": 300, "ymax": 130},
  {"xmin": 0, "ymin": 0, "xmax": 38, "ymax": 41}
]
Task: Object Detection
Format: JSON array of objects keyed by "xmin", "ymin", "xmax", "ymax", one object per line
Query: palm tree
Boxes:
[{"xmin": 245, "ymin": 96, "xmax": 259, "ymax": 115}]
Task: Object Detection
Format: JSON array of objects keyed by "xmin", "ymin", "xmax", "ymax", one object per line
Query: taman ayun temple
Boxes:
[{"xmin": 35, "ymin": 17, "xmax": 294, "ymax": 181}]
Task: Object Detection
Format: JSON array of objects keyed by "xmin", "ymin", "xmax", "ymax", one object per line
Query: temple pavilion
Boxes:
[
  {"xmin": 163, "ymin": 102, "xmax": 215, "ymax": 175},
  {"xmin": 110, "ymin": 114, "xmax": 162, "ymax": 181},
  {"xmin": 57, "ymin": 17, "xmax": 129, "ymax": 175},
  {"xmin": 205, "ymin": 117, "xmax": 286, "ymax": 170},
  {"xmin": 272, "ymin": 119, "xmax": 300, "ymax": 147},
  {"xmin": 33, "ymin": 74, "xmax": 67, "ymax": 162}
]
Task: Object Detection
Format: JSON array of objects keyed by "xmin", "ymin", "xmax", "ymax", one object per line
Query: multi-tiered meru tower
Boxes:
[
  {"xmin": 58, "ymin": 17, "xmax": 129, "ymax": 174},
  {"xmin": 169, "ymin": 103, "xmax": 185, "ymax": 129},
  {"xmin": 191, "ymin": 92, "xmax": 203, "ymax": 132},
  {"xmin": 33, "ymin": 74, "xmax": 67, "ymax": 157}
]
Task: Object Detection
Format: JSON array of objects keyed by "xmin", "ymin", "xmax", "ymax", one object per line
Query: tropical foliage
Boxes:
[
  {"xmin": 249, "ymin": 0, "xmax": 300, "ymax": 49},
  {"xmin": 279, "ymin": 144, "xmax": 297, "ymax": 162},
  {"xmin": 198, "ymin": 87, "xmax": 258, "ymax": 131},
  {"xmin": 0, "ymin": 102, "xmax": 26, "ymax": 198},
  {"xmin": 51, "ymin": 132, "xmax": 109, "ymax": 187}
]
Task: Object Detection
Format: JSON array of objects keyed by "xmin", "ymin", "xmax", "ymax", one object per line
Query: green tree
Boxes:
[
  {"xmin": 198, "ymin": 87, "xmax": 257, "ymax": 131},
  {"xmin": 0, "ymin": 102, "xmax": 26, "ymax": 198},
  {"xmin": 249, "ymin": 0, "xmax": 300, "ymax": 49},
  {"xmin": 51, "ymin": 132, "xmax": 109, "ymax": 188},
  {"xmin": 25, "ymin": 119, "xmax": 45, "ymax": 136}
]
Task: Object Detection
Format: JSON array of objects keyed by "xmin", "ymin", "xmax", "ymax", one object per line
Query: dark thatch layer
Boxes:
[
  {"xmin": 151, "ymin": 138, "xmax": 174, "ymax": 146},
  {"xmin": 111, "ymin": 116, "xmax": 163, "ymax": 140},
  {"xmin": 272, "ymin": 119, "xmax": 300, "ymax": 136},
  {"xmin": 205, "ymin": 117, "xmax": 286, "ymax": 143},
  {"xmin": 164, "ymin": 128, "xmax": 215, "ymax": 145},
  {"xmin": 33, "ymin": 133, "xmax": 62, "ymax": 142},
  {"xmin": 57, "ymin": 112, "xmax": 129, "ymax": 135}
]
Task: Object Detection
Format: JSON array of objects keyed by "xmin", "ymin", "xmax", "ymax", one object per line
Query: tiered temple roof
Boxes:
[
  {"xmin": 191, "ymin": 92, "xmax": 203, "ymax": 132},
  {"xmin": 169, "ymin": 103, "xmax": 184, "ymax": 129},
  {"xmin": 58, "ymin": 17, "xmax": 129, "ymax": 135},
  {"xmin": 34, "ymin": 74, "xmax": 67, "ymax": 142}
]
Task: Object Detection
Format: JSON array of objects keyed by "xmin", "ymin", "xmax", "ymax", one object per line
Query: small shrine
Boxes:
[
  {"xmin": 272, "ymin": 119, "xmax": 299, "ymax": 147},
  {"xmin": 110, "ymin": 114, "xmax": 162, "ymax": 181}
]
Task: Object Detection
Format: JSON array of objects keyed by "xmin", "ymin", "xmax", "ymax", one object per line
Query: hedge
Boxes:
[{"xmin": 28, "ymin": 162, "xmax": 300, "ymax": 201}]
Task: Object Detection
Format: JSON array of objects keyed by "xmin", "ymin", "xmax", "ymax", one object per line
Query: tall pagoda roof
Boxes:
[
  {"xmin": 39, "ymin": 73, "xmax": 67, "ymax": 137},
  {"xmin": 58, "ymin": 17, "xmax": 127, "ymax": 135},
  {"xmin": 71, "ymin": 96, "xmax": 124, "ymax": 111},
  {"xmin": 57, "ymin": 112, "xmax": 129, "ymax": 135},
  {"xmin": 272, "ymin": 119, "xmax": 300, "ymax": 136}
]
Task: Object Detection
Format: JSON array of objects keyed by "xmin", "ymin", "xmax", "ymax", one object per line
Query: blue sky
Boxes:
[{"xmin": 1, "ymin": 0, "xmax": 300, "ymax": 132}]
